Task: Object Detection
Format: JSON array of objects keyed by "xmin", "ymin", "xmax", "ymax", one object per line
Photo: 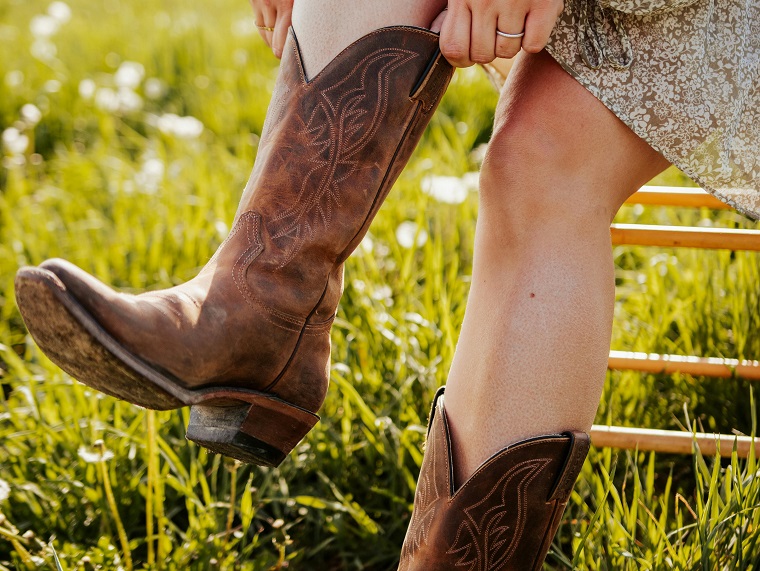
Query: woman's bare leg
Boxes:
[
  {"xmin": 291, "ymin": 0, "xmax": 447, "ymax": 79},
  {"xmin": 444, "ymin": 50, "xmax": 671, "ymax": 485}
]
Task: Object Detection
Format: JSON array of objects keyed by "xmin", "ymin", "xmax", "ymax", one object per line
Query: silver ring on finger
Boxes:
[{"xmin": 496, "ymin": 29, "xmax": 525, "ymax": 39}]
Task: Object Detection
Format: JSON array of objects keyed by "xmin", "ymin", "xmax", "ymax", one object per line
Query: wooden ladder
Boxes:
[{"xmin": 590, "ymin": 185, "xmax": 760, "ymax": 458}]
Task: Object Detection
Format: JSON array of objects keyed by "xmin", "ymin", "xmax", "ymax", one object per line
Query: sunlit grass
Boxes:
[{"xmin": 2, "ymin": 0, "xmax": 760, "ymax": 569}]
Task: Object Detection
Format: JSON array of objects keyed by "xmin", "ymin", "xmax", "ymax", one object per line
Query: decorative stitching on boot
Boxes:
[
  {"xmin": 445, "ymin": 458, "xmax": 551, "ymax": 571},
  {"xmin": 399, "ymin": 408, "xmax": 445, "ymax": 568},
  {"xmin": 270, "ymin": 48, "xmax": 419, "ymax": 268},
  {"xmin": 227, "ymin": 212, "xmax": 305, "ymax": 332}
]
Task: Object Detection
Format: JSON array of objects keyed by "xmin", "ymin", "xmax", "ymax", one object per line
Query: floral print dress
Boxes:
[{"xmin": 496, "ymin": 0, "xmax": 760, "ymax": 219}]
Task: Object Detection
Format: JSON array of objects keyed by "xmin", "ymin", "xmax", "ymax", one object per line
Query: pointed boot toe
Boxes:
[
  {"xmin": 15, "ymin": 264, "xmax": 186, "ymax": 410},
  {"xmin": 15, "ymin": 27, "xmax": 454, "ymax": 466},
  {"xmin": 398, "ymin": 387, "xmax": 591, "ymax": 571}
]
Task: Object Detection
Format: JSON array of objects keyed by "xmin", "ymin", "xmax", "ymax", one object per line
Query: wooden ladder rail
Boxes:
[{"xmin": 592, "ymin": 185, "xmax": 760, "ymax": 458}]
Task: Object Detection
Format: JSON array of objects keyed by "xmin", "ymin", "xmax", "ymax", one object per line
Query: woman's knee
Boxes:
[
  {"xmin": 477, "ymin": 51, "xmax": 670, "ymax": 228},
  {"xmin": 479, "ymin": 109, "xmax": 614, "ymax": 229}
]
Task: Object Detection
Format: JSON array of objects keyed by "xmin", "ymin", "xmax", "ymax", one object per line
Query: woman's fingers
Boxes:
[
  {"xmin": 470, "ymin": 9, "xmax": 497, "ymax": 64},
  {"xmin": 522, "ymin": 3, "xmax": 563, "ymax": 53},
  {"xmin": 495, "ymin": 12, "xmax": 527, "ymax": 59},
  {"xmin": 256, "ymin": 3, "xmax": 277, "ymax": 49},
  {"xmin": 440, "ymin": 2, "xmax": 474, "ymax": 67},
  {"xmin": 252, "ymin": 5, "xmax": 271, "ymax": 47},
  {"xmin": 271, "ymin": 6, "xmax": 292, "ymax": 58}
]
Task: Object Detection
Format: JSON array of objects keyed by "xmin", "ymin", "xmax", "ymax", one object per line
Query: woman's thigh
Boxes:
[{"xmin": 481, "ymin": 50, "xmax": 671, "ymax": 224}]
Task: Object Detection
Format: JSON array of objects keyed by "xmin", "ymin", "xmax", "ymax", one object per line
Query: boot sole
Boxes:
[{"xmin": 14, "ymin": 267, "xmax": 319, "ymax": 467}]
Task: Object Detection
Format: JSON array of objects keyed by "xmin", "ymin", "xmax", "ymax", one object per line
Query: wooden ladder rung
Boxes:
[
  {"xmin": 608, "ymin": 351, "xmax": 760, "ymax": 380},
  {"xmin": 603, "ymin": 186, "xmax": 759, "ymax": 458},
  {"xmin": 627, "ymin": 186, "xmax": 732, "ymax": 209},
  {"xmin": 591, "ymin": 425, "xmax": 760, "ymax": 458},
  {"xmin": 611, "ymin": 224, "xmax": 760, "ymax": 251}
]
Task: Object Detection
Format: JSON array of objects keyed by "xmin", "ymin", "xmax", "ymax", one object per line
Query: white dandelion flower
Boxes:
[
  {"xmin": 20, "ymin": 104, "xmax": 42, "ymax": 126},
  {"xmin": 157, "ymin": 113, "xmax": 204, "ymax": 139},
  {"xmin": 95, "ymin": 87, "xmax": 119, "ymax": 112},
  {"xmin": 30, "ymin": 14, "xmax": 59, "ymax": 38},
  {"xmin": 396, "ymin": 221, "xmax": 428, "ymax": 249},
  {"xmin": 114, "ymin": 61, "xmax": 144, "ymax": 90},
  {"xmin": 144, "ymin": 77, "xmax": 167, "ymax": 100},
  {"xmin": 135, "ymin": 158, "xmax": 164, "ymax": 193},
  {"xmin": 30, "ymin": 39, "xmax": 57, "ymax": 61},
  {"xmin": 77, "ymin": 444, "xmax": 115, "ymax": 463},
  {"xmin": 78, "ymin": 78, "xmax": 96, "ymax": 99},
  {"xmin": 5, "ymin": 71, "xmax": 24, "ymax": 89},
  {"xmin": 116, "ymin": 87, "xmax": 143, "ymax": 113},
  {"xmin": 47, "ymin": 1, "xmax": 72, "ymax": 24},
  {"xmin": 2, "ymin": 128, "xmax": 29, "ymax": 155},
  {"xmin": 421, "ymin": 174, "xmax": 476, "ymax": 204}
]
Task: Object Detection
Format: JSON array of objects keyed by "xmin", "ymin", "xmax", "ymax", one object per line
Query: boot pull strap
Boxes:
[
  {"xmin": 547, "ymin": 431, "xmax": 591, "ymax": 502},
  {"xmin": 410, "ymin": 47, "xmax": 454, "ymax": 112}
]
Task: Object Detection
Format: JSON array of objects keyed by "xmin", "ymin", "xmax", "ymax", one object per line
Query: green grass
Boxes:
[{"xmin": 2, "ymin": 0, "xmax": 760, "ymax": 569}]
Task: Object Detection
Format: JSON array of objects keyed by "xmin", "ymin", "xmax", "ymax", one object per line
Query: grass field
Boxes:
[{"xmin": 2, "ymin": 0, "xmax": 760, "ymax": 569}]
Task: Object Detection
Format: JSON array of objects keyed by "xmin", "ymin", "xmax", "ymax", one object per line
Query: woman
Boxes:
[{"xmin": 14, "ymin": 0, "xmax": 760, "ymax": 567}]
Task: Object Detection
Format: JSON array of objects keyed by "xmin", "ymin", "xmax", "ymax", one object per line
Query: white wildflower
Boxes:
[
  {"xmin": 461, "ymin": 171, "xmax": 480, "ymax": 189},
  {"xmin": 421, "ymin": 174, "xmax": 478, "ymax": 204},
  {"xmin": 5, "ymin": 71, "xmax": 24, "ymax": 88},
  {"xmin": 30, "ymin": 39, "xmax": 57, "ymax": 61},
  {"xmin": 2, "ymin": 128, "xmax": 29, "ymax": 155},
  {"xmin": 0, "ymin": 478, "xmax": 10, "ymax": 501},
  {"xmin": 135, "ymin": 158, "xmax": 164, "ymax": 193},
  {"xmin": 20, "ymin": 104, "xmax": 42, "ymax": 126},
  {"xmin": 372, "ymin": 286, "xmax": 393, "ymax": 303},
  {"xmin": 47, "ymin": 1, "xmax": 72, "ymax": 24},
  {"xmin": 95, "ymin": 87, "xmax": 119, "ymax": 112},
  {"xmin": 78, "ymin": 78, "xmax": 96, "ymax": 99},
  {"xmin": 360, "ymin": 235, "xmax": 374, "ymax": 253},
  {"xmin": 232, "ymin": 19, "xmax": 256, "ymax": 37},
  {"xmin": 77, "ymin": 444, "xmax": 114, "ymax": 463},
  {"xmin": 396, "ymin": 221, "xmax": 428, "ymax": 249},
  {"xmin": 116, "ymin": 88, "xmax": 143, "ymax": 113},
  {"xmin": 144, "ymin": 78, "xmax": 166, "ymax": 100},
  {"xmin": 30, "ymin": 14, "xmax": 59, "ymax": 38},
  {"xmin": 114, "ymin": 61, "xmax": 144, "ymax": 90},
  {"xmin": 44, "ymin": 79, "xmax": 61, "ymax": 93},
  {"xmin": 157, "ymin": 113, "xmax": 204, "ymax": 139}
]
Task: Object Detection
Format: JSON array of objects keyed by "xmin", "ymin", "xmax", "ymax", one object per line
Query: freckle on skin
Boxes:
[{"xmin": 530, "ymin": 293, "xmax": 536, "ymax": 298}]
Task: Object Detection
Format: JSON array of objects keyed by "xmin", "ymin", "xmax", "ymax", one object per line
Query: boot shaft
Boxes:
[
  {"xmin": 399, "ymin": 388, "xmax": 591, "ymax": 571},
  {"xmin": 234, "ymin": 27, "xmax": 454, "ymax": 321}
]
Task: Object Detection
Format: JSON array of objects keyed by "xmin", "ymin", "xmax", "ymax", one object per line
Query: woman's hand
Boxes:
[
  {"xmin": 431, "ymin": 0, "xmax": 564, "ymax": 67},
  {"xmin": 249, "ymin": 0, "xmax": 294, "ymax": 59}
]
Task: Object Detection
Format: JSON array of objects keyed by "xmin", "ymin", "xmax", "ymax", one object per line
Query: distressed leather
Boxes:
[
  {"xmin": 37, "ymin": 27, "xmax": 453, "ymax": 414},
  {"xmin": 398, "ymin": 388, "xmax": 590, "ymax": 571}
]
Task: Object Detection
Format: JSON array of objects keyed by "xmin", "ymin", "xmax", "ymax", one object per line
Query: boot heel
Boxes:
[{"xmin": 186, "ymin": 394, "xmax": 319, "ymax": 467}]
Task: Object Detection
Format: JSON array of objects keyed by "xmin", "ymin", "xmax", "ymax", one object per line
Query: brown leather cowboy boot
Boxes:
[
  {"xmin": 14, "ymin": 26, "xmax": 453, "ymax": 467},
  {"xmin": 398, "ymin": 387, "xmax": 590, "ymax": 570}
]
